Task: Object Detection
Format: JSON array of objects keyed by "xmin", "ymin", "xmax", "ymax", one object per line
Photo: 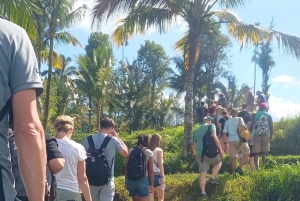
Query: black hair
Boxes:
[{"xmin": 100, "ymin": 117, "xmax": 115, "ymax": 129}]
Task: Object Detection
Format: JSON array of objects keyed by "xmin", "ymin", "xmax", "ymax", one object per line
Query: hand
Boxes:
[
  {"xmin": 111, "ymin": 129, "xmax": 118, "ymax": 137},
  {"xmin": 219, "ymin": 152, "xmax": 224, "ymax": 158},
  {"xmin": 149, "ymin": 185, "xmax": 154, "ymax": 193},
  {"xmin": 159, "ymin": 178, "xmax": 165, "ymax": 185}
]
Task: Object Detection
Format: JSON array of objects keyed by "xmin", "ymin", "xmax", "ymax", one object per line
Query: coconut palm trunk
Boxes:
[
  {"xmin": 183, "ymin": 31, "xmax": 200, "ymax": 156},
  {"xmin": 43, "ymin": 35, "xmax": 54, "ymax": 129}
]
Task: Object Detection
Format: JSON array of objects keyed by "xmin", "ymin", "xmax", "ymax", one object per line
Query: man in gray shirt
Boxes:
[
  {"xmin": 83, "ymin": 117, "xmax": 128, "ymax": 201},
  {"xmin": 0, "ymin": 18, "xmax": 46, "ymax": 201}
]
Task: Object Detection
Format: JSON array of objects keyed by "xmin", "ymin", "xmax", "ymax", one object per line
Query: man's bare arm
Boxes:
[{"xmin": 13, "ymin": 89, "xmax": 46, "ymax": 201}]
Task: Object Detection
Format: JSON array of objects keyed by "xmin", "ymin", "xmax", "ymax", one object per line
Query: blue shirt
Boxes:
[
  {"xmin": 83, "ymin": 133, "xmax": 123, "ymax": 179},
  {"xmin": 223, "ymin": 117, "xmax": 245, "ymax": 142}
]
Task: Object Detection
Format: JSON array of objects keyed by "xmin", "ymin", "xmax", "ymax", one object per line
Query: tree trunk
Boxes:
[
  {"xmin": 96, "ymin": 101, "xmax": 102, "ymax": 131},
  {"xmin": 182, "ymin": 31, "xmax": 200, "ymax": 157},
  {"xmin": 88, "ymin": 97, "xmax": 92, "ymax": 133},
  {"xmin": 42, "ymin": 35, "xmax": 54, "ymax": 130}
]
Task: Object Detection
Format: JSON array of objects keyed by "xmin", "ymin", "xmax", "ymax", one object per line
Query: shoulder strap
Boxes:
[
  {"xmin": 99, "ymin": 136, "xmax": 112, "ymax": 151},
  {"xmin": 207, "ymin": 125, "xmax": 212, "ymax": 134},
  {"xmin": 87, "ymin": 136, "xmax": 96, "ymax": 151},
  {"xmin": 0, "ymin": 98, "xmax": 11, "ymax": 122}
]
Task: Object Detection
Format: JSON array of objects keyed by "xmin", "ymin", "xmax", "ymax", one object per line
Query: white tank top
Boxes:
[{"xmin": 153, "ymin": 147, "xmax": 163, "ymax": 173}]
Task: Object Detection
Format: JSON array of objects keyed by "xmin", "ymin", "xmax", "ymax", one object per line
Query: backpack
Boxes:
[
  {"xmin": 237, "ymin": 118, "xmax": 251, "ymax": 142},
  {"xmin": 254, "ymin": 113, "xmax": 269, "ymax": 136},
  {"xmin": 8, "ymin": 132, "xmax": 53, "ymax": 198},
  {"xmin": 127, "ymin": 147, "xmax": 147, "ymax": 180},
  {"xmin": 86, "ymin": 135, "xmax": 112, "ymax": 186},
  {"xmin": 202, "ymin": 125, "xmax": 219, "ymax": 159}
]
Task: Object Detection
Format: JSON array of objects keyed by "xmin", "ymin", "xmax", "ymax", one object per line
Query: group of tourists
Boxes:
[
  {"xmin": 0, "ymin": 17, "xmax": 167, "ymax": 201},
  {"xmin": 194, "ymin": 87, "xmax": 273, "ymax": 197}
]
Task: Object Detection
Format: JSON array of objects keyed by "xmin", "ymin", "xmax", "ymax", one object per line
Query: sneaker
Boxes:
[
  {"xmin": 200, "ymin": 192, "xmax": 208, "ymax": 197},
  {"xmin": 207, "ymin": 178, "xmax": 218, "ymax": 184},
  {"xmin": 235, "ymin": 166, "xmax": 244, "ymax": 175}
]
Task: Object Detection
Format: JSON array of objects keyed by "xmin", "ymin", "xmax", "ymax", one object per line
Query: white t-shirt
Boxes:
[
  {"xmin": 55, "ymin": 139, "xmax": 87, "ymax": 193},
  {"xmin": 152, "ymin": 147, "xmax": 163, "ymax": 173}
]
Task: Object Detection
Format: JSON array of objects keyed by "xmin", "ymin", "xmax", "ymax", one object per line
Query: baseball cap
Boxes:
[
  {"xmin": 256, "ymin": 90, "xmax": 262, "ymax": 95},
  {"xmin": 259, "ymin": 102, "xmax": 268, "ymax": 108},
  {"xmin": 203, "ymin": 116, "xmax": 211, "ymax": 121}
]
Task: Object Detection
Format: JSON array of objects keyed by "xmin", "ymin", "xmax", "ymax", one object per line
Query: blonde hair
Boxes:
[
  {"xmin": 55, "ymin": 115, "xmax": 74, "ymax": 132},
  {"xmin": 148, "ymin": 134, "xmax": 162, "ymax": 151}
]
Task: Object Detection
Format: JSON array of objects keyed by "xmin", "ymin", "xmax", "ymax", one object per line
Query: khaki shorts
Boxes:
[
  {"xmin": 229, "ymin": 141, "xmax": 250, "ymax": 158},
  {"xmin": 197, "ymin": 155, "xmax": 222, "ymax": 173},
  {"xmin": 252, "ymin": 135, "xmax": 270, "ymax": 154}
]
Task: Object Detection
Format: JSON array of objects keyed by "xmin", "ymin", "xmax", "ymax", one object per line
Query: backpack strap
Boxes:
[
  {"xmin": 87, "ymin": 136, "xmax": 96, "ymax": 152},
  {"xmin": 0, "ymin": 98, "xmax": 11, "ymax": 122},
  {"xmin": 99, "ymin": 136, "xmax": 112, "ymax": 151}
]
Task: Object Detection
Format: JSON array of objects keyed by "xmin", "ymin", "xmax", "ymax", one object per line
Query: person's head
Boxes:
[
  {"xmin": 259, "ymin": 103, "xmax": 268, "ymax": 111},
  {"xmin": 256, "ymin": 90, "xmax": 262, "ymax": 96},
  {"xmin": 136, "ymin": 134, "xmax": 149, "ymax": 147},
  {"xmin": 148, "ymin": 134, "xmax": 162, "ymax": 151},
  {"xmin": 200, "ymin": 102, "xmax": 205, "ymax": 106},
  {"xmin": 55, "ymin": 115, "xmax": 74, "ymax": 138},
  {"xmin": 219, "ymin": 94, "xmax": 224, "ymax": 99},
  {"xmin": 231, "ymin": 108, "xmax": 239, "ymax": 117},
  {"xmin": 241, "ymin": 104, "xmax": 247, "ymax": 111},
  {"xmin": 100, "ymin": 117, "xmax": 115, "ymax": 133},
  {"xmin": 203, "ymin": 116, "xmax": 212, "ymax": 124},
  {"xmin": 209, "ymin": 100, "xmax": 215, "ymax": 106},
  {"xmin": 244, "ymin": 85, "xmax": 251, "ymax": 93}
]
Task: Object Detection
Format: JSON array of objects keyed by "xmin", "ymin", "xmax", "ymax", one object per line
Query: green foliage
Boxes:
[
  {"xmin": 271, "ymin": 115, "xmax": 300, "ymax": 155},
  {"xmin": 114, "ymin": 164, "xmax": 300, "ymax": 201}
]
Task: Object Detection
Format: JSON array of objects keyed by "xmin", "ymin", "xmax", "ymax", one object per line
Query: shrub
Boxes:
[{"xmin": 114, "ymin": 164, "xmax": 300, "ymax": 201}]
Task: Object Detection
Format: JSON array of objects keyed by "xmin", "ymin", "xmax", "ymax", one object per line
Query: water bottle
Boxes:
[{"xmin": 158, "ymin": 178, "xmax": 166, "ymax": 190}]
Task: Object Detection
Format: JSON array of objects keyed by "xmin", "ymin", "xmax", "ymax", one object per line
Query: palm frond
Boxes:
[
  {"xmin": 112, "ymin": 7, "xmax": 176, "ymax": 47},
  {"xmin": 54, "ymin": 32, "xmax": 82, "ymax": 48},
  {"xmin": 219, "ymin": 0, "xmax": 249, "ymax": 9},
  {"xmin": 40, "ymin": 50, "xmax": 62, "ymax": 69}
]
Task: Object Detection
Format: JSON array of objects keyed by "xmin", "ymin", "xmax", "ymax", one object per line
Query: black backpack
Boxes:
[
  {"xmin": 127, "ymin": 147, "xmax": 147, "ymax": 180},
  {"xmin": 86, "ymin": 135, "xmax": 112, "ymax": 186},
  {"xmin": 202, "ymin": 125, "xmax": 219, "ymax": 159}
]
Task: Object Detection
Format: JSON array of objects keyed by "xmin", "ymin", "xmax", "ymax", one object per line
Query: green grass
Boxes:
[{"xmin": 114, "ymin": 163, "xmax": 300, "ymax": 201}]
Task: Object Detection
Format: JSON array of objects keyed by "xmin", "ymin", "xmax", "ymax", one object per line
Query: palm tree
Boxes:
[
  {"xmin": 40, "ymin": 0, "xmax": 86, "ymax": 129},
  {"xmin": 74, "ymin": 47, "xmax": 114, "ymax": 131},
  {"xmin": 92, "ymin": 0, "xmax": 300, "ymax": 156},
  {"xmin": 215, "ymin": 75, "xmax": 246, "ymax": 108},
  {"xmin": 0, "ymin": 0, "xmax": 41, "ymax": 39}
]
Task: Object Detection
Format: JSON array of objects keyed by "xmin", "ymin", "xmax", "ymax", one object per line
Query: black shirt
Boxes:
[{"xmin": 238, "ymin": 111, "xmax": 251, "ymax": 124}]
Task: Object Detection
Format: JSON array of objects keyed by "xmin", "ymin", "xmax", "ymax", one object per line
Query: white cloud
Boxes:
[
  {"xmin": 272, "ymin": 75, "xmax": 295, "ymax": 84},
  {"xmin": 268, "ymin": 95, "xmax": 300, "ymax": 121}
]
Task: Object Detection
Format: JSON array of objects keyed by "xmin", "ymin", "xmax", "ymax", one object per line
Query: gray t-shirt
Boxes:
[
  {"xmin": 0, "ymin": 19, "xmax": 43, "ymax": 200},
  {"xmin": 83, "ymin": 134, "xmax": 123, "ymax": 179}
]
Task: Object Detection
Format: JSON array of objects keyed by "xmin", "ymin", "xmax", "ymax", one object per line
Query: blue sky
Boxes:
[{"xmin": 53, "ymin": 0, "xmax": 300, "ymax": 121}]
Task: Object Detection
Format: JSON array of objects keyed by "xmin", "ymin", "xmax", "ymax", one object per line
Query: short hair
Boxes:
[
  {"xmin": 100, "ymin": 117, "xmax": 115, "ymax": 129},
  {"xmin": 242, "ymin": 104, "xmax": 247, "ymax": 109},
  {"xmin": 231, "ymin": 108, "xmax": 239, "ymax": 116},
  {"xmin": 55, "ymin": 115, "xmax": 74, "ymax": 132},
  {"xmin": 136, "ymin": 134, "xmax": 149, "ymax": 147}
]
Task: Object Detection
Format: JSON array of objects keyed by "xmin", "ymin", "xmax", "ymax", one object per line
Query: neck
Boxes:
[
  {"xmin": 56, "ymin": 132, "xmax": 69, "ymax": 140},
  {"xmin": 99, "ymin": 129, "xmax": 109, "ymax": 134}
]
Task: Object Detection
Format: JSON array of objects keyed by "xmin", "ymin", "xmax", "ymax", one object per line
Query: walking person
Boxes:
[
  {"xmin": 0, "ymin": 17, "xmax": 46, "ymax": 201},
  {"xmin": 244, "ymin": 86, "xmax": 256, "ymax": 112},
  {"xmin": 193, "ymin": 116, "xmax": 223, "ymax": 197},
  {"xmin": 83, "ymin": 117, "xmax": 128, "ymax": 201},
  {"xmin": 54, "ymin": 115, "xmax": 92, "ymax": 201},
  {"xmin": 223, "ymin": 109, "xmax": 250, "ymax": 176},
  {"xmin": 250, "ymin": 103, "xmax": 273, "ymax": 169},
  {"xmin": 125, "ymin": 134, "xmax": 154, "ymax": 201},
  {"xmin": 148, "ymin": 134, "xmax": 165, "ymax": 201},
  {"xmin": 219, "ymin": 111, "xmax": 229, "ymax": 154},
  {"xmin": 208, "ymin": 100, "xmax": 216, "ymax": 116}
]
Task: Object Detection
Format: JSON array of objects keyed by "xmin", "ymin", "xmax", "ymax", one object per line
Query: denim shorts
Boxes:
[
  {"xmin": 126, "ymin": 175, "xmax": 149, "ymax": 197},
  {"xmin": 154, "ymin": 174, "xmax": 161, "ymax": 187}
]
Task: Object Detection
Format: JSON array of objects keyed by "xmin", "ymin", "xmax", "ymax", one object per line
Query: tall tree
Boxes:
[
  {"xmin": 136, "ymin": 41, "xmax": 170, "ymax": 128},
  {"xmin": 74, "ymin": 33, "xmax": 115, "ymax": 131},
  {"xmin": 92, "ymin": 0, "xmax": 300, "ymax": 156},
  {"xmin": 41, "ymin": 0, "xmax": 86, "ymax": 129}
]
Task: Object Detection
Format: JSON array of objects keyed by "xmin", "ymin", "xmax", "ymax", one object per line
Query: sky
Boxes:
[{"xmin": 52, "ymin": 0, "xmax": 300, "ymax": 121}]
